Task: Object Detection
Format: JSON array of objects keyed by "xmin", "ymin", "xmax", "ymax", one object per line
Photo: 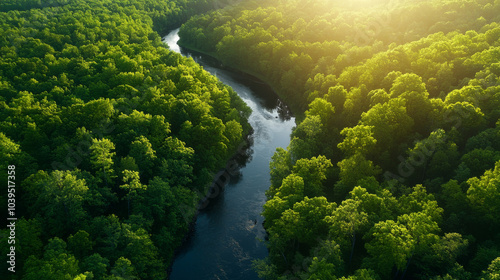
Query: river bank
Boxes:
[
  {"xmin": 176, "ymin": 33, "xmax": 305, "ymax": 121},
  {"xmin": 164, "ymin": 28, "xmax": 296, "ymax": 280}
]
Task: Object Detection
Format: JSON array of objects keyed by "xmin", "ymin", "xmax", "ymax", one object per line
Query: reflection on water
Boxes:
[{"xmin": 164, "ymin": 28, "xmax": 295, "ymax": 280}]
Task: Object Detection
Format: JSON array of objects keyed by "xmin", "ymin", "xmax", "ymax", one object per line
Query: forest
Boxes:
[
  {"xmin": 177, "ymin": 0, "xmax": 500, "ymax": 279},
  {"xmin": 0, "ymin": 0, "xmax": 251, "ymax": 279},
  {"xmin": 2, "ymin": 0, "xmax": 500, "ymax": 279}
]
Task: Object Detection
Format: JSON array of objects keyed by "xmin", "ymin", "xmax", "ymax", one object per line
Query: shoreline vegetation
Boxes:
[
  {"xmin": 178, "ymin": 0, "xmax": 500, "ymax": 279},
  {"xmin": 166, "ymin": 125, "xmax": 254, "ymax": 276},
  {"xmin": 0, "ymin": 1, "xmax": 254, "ymax": 279},
  {"xmin": 176, "ymin": 39, "xmax": 304, "ymax": 119}
]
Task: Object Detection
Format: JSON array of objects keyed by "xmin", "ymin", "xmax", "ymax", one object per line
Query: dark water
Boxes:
[{"xmin": 163, "ymin": 29, "xmax": 295, "ymax": 280}]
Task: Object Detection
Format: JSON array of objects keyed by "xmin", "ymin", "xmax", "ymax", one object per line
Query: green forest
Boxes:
[
  {"xmin": 2, "ymin": 0, "xmax": 500, "ymax": 279},
  {"xmin": 177, "ymin": 0, "xmax": 500, "ymax": 279},
  {"xmin": 0, "ymin": 0, "xmax": 251, "ymax": 279}
]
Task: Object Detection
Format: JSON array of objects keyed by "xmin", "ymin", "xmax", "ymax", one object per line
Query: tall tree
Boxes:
[
  {"xmin": 24, "ymin": 170, "xmax": 88, "ymax": 236},
  {"xmin": 120, "ymin": 170, "xmax": 146, "ymax": 217},
  {"xmin": 326, "ymin": 198, "xmax": 369, "ymax": 268},
  {"xmin": 467, "ymin": 160, "xmax": 500, "ymax": 227},
  {"xmin": 90, "ymin": 138, "xmax": 116, "ymax": 184}
]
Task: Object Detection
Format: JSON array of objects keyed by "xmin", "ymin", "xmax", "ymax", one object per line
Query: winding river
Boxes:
[{"xmin": 163, "ymin": 29, "xmax": 295, "ymax": 279}]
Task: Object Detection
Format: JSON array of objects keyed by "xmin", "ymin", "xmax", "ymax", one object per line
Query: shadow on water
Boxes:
[{"xmin": 193, "ymin": 54, "xmax": 292, "ymax": 121}]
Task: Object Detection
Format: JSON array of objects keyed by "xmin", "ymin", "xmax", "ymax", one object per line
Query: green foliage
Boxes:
[
  {"xmin": 23, "ymin": 238, "xmax": 81, "ymax": 280},
  {"xmin": 24, "ymin": 170, "xmax": 89, "ymax": 237},
  {"xmin": 182, "ymin": 0, "xmax": 500, "ymax": 279},
  {"xmin": 110, "ymin": 257, "xmax": 137, "ymax": 280},
  {"xmin": 0, "ymin": 0, "xmax": 251, "ymax": 278},
  {"xmin": 120, "ymin": 170, "xmax": 146, "ymax": 217},
  {"xmin": 466, "ymin": 161, "xmax": 500, "ymax": 224},
  {"xmin": 481, "ymin": 258, "xmax": 500, "ymax": 280},
  {"xmin": 5, "ymin": 0, "xmax": 500, "ymax": 278},
  {"xmin": 81, "ymin": 254, "xmax": 109, "ymax": 280},
  {"xmin": 338, "ymin": 125, "xmax": 376, "ymax": 157},
  {"xmin": 365, "ymin": 219, "xmax": 415, "ymax": 277},
  {"xmin": 269, "ymin": 147, "xmax": 293, "ymax": 196},
  {"xmin": 336, "ymin": 153, "xmax": 381, "ymax": 197},
  {"xmin": 292, "ymin": 155, "xmax": 333, "ymax": 197},
  {"xmin": 90, "ymin": 138, "xmax": 116, "ymax": 183},
  {"xmin": 67, "ymin": 230, "xmax": 93, "ymax": 259}
]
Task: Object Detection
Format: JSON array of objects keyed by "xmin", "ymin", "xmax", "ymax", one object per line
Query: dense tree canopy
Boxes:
[
  {"xmin": 0, "ymin": 0, "xmax": 251, "ymax": 279},
  {"xmin": 2, "ymin": 0, "xmax": 500, "ymax": 279},
  {"xmin": 178, "ymin": 0, "xmax": 500, "ymax": 279}
]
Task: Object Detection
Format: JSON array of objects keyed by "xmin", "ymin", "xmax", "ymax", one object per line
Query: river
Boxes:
[{"xmin": 163, "ymin": 29, "xmax": 295, "ymax": 280}]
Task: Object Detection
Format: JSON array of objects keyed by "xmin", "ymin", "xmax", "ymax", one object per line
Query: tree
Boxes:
[
  {"xmin": 157, "ymin": 136, "xmax": 194, "ymax": 188},
  {"xmin": 481, "ymin": 257, "xmax": 500, "ymax": 280},
  {"xmin": 401, "ymin": 129, "xmax": 448, "ymax": 181},
  {"xmin": 292, "ymin": 155, "xmax": 333, "ymax": 197},
  {"xmin": 90, "ymin": 138, "xmax": 116, "ymax": 184},
  {"xmin": 110, "ymin": 257, "xmax": 137, "ymax": 280},
  {"xmin": 365, "ymin": 219, "xmax": 414, "ymax": 278},
  {"xmin": 120, "ymin": 170, "xmax": 146, "ymax": 217},
  {"xmin": 275, "ymin": 173, "xmax": 305, "ymax": 199},
  {"xmin": 398, "ymin": 185, "xmax": 443, "ymax": 223},
  {"xmin": 306, "ymin": 256, "xmax": 341, "ymax": 280},
  {"xmin": 133, "ymin": 177, "xmax": 174, "ymax": 224},
  {"xmin": 338, "ymin": 125, "xmax": 376, "ymax": 157},
  {"xmin": 268, "ymin": 147, "xmax": 292, "ymax": 197},
  {"xmin": 122, "ymin": 226, "xmax": 165, "ymax": 279},
  {"xmin": 339, "ymin": 269, "xmax": 380, "ymax": 280},
  {"xmin": 183, "ymin": 115, "xmax": 228, "ymax": 169},
  {"xmin": 129, "ymin": 136, "xmax": 157, "ymax": 180},
  {"xmin": 389, "ymin": 73, "xmax": 427, "ymax": 98},
  {"xmin": 291, "ymin": 197, "xmax": 336, "ymax": 247},
  {"xmin": 368, "ymin": 89, "xmax": 390, "ymax": 107},
  {"xmin": 87, "ymin": 215, "xmax": 122, "ymax": 262},
  {"xmin": 365, "ymin": 210, "xmax": 440, "ymax": 279},
  {"xmin": 67, "ymin": 230, "xmax": 93, "ymax": 259},
  {"xmin": 417, "ymin": 233, "xmax": 469, "ymax": 277},
  {"xmin": 349, "ymin": 186, "xmax": 399, "ymax": 223},
  {"xmin": 81, "ymin": 99, "xmax": 115, "ymax": 130},
  {"xmin": 443, "ymin": 102, "xmax": 486, "ymax": 139},
  {"xmin": 306, "ymin": 98, "xmax": 335, "ymax": 125},
  {"xmin": 426, "ymin": 137, "xmax": 459, "ymax": 181},
  {"xmin": 307, "ymin": 240, "xmax": 345, "ymax": 279},
  {"xmin": 438, "ymin": 180, "xmax": 468, "ymax": 229},
  {"xmin": 336, "ymin": 153, "xmax": 381, "ymax": 198},
  {"xmin": 263, "ymin": 173, "xmax": 307, "ymax": 228},
  {"xmin": 0, "ymin": 132, "xmax": 36, "ymax": 183},
  {"xmin": 467, "ymin": 160, "xmax": 500, "ymax": 225},
  {"xmin": 289, "ymin": 115, "xmax": 324, "ymax": 160},
  {"xmin": 24, "ymin": 170, "xmax": 88, "ymax": 236},
  {"xmin": 267, "ymin": 197, "xmax": 336, "ymax": 272},
  {"xmin": 326, "ymin": 85, "xmax": 348, "ymax": 114},
  {"xmin": 465, "ymin": 127, "xmax": 500, "ymax": 152},
  {"xmin": 360, "ymin": 98, "xmax": 414, "ymax": 157},
  {"xmin": 327, "ymin": 198, "xmax": 369, "ymax": 268},
  {"xmin": 223, "ymin": 119, "xmax": 243, "ymax": 150},
  {"xmin": 23, "ymin": 238, "xmax": 81, "ymax": 280},
  {"xmin": 81, "ymin": 253, "xmax": 109, "ymax": 280},
  {"xmin": 460, "ymin": 149, "xmax": 500, "ymax": 178},
  {"xmin": 343, "ymin": 86, "xmax": 371, "ymax": 125}
]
